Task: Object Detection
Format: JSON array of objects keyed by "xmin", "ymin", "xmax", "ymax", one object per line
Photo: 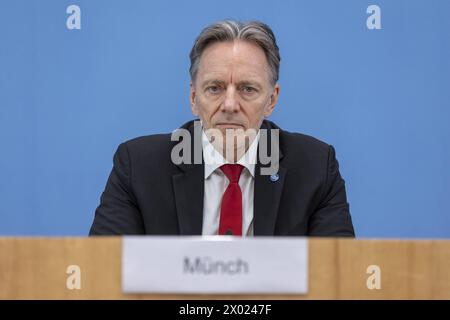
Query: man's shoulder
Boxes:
[
  {"xmin": 116, "ymin": 120, "xmax": 196, "ymax": 167},
  {"xmin": 117, "ymin": 132, "xmax": 176, "ymax": 166},
  {"xmin": 264, "ymin": 120, "xmax": 331, "ymax": 158},
  {"xmin": 121, "ymin": 120, "xmax": 194, "ymax": 150}
]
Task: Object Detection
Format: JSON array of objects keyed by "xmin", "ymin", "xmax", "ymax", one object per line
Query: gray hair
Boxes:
[{"xmin": 189, "ymin": 20, "xmax": 280, "ymax": 86}]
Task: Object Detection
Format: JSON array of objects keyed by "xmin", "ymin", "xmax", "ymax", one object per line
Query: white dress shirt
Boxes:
[{"xmin": 201, "ymin": 130, "xmax": 260, "ymax": 236}]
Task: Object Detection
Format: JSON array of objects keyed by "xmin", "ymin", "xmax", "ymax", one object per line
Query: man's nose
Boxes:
[{"xmin": 221, "ymin": 86, "xmax": 239, "ymax": 113}]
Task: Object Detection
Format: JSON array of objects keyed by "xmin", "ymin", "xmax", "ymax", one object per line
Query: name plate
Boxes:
[{"xmin": 122, "ymin": 236, "xmax": 308, "ymax": 294}]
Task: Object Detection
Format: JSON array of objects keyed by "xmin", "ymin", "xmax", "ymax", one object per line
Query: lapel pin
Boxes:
[{"xmin": 269, "ymin": 173, "xmax": 279, "ymax": 182}]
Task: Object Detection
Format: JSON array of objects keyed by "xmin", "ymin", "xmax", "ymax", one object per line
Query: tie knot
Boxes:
[{"xmin": 220, "ymin": 164, "xmax": 244, "ymax": 183}]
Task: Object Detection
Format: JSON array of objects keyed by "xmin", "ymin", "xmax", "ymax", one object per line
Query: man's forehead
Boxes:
[
  {"xmin": 202, "ymin": 41, "xmax": 265, "ymax": 62},
  {"xmin": 197, "ymin": 42, "xmax": 270, "ymax": 84}
]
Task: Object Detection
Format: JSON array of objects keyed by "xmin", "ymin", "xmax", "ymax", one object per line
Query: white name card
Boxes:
[{"xmin": 122, "ymin": 236, "xmax": 308, "ymax": 294}]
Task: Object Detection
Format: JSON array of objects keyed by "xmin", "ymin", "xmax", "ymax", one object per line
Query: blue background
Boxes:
[{"xmin": 0, "ymin": 0, "xmax": 449, "ymax": 237}]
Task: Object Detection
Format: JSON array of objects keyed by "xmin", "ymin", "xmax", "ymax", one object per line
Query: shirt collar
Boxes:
[{"xmin": 202, "ymin": 129, "xmax": 260, "ymax": 179}]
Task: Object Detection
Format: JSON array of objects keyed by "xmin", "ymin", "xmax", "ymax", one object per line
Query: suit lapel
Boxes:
[
  {"xmin": 254, "ymin": 166, "xmax": 286, "ymax": 235},
  {"xmin": 172, "ymin": 120, "xmax": 204, "ymax": 235},
  {"xmin": 172, "ymin": 164, "xmax": 204, "ymax": 235},
  {"xmin": 253, "ymin": 121, "xmax": 286, "ymax": 235}
]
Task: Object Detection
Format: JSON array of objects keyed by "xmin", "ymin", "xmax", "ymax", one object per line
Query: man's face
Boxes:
[{"xmin": 190, "ymin": 40, "xmax": 279, "ymax": 135}]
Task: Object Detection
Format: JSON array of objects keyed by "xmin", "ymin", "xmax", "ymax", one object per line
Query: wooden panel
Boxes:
[
  {"xmin": 0, "ymin": 238, "xmax": 449, "ymax": 299},
  {"xmin": 337, "ymin": 239, "xmax": 450, "ymax": 299},
  {"xmin": 0, "ymin": 237, "xmax": 121, "ymax": 299}
]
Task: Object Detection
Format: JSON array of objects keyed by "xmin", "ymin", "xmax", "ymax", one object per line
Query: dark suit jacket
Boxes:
[{"xmin": 89, "ymin": 120, "xmax": 355, "ymax": 237}]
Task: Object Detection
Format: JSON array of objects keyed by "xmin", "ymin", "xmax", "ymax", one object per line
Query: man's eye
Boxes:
[
  {"xmin": 242, "ymin": 86, "xmax": 256, "ymax": 93},
  {"xmin": 207, "ymin": 86, "xmax": 221, "ymax": 94}
]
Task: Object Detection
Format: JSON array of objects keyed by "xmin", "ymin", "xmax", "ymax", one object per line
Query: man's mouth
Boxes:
[{"xmin": 215, "ymin": 123, "xmax": 244, "ymax": 129}]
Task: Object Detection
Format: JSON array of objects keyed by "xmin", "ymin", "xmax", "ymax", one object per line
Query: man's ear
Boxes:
[
  {"xmin": 190, "ymin": 81, "xmax": 199, "ymax": 116},
  {"xmin": 264, "ymin": 84, "xmax": 280, "ymax": 117}
]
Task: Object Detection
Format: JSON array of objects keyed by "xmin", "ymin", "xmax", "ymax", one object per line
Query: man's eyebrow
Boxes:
[
  {"xmin": 236, "ymin": 81, "xmax": 262, "ymax": 89},
  {"xmin": 201, "ymin": 79, "xmax": 226, "ymax": 87}
]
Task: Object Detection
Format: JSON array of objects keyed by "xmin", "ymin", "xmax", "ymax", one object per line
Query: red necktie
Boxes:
[{"xmin": 219, "ymin": 164, "xmax": 244, "ymax": 236}]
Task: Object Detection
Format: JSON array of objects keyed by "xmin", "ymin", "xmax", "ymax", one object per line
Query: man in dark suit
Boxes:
[{"xmin": 89, "ymin": 20, "xmax": 354, "ymax": 237}]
